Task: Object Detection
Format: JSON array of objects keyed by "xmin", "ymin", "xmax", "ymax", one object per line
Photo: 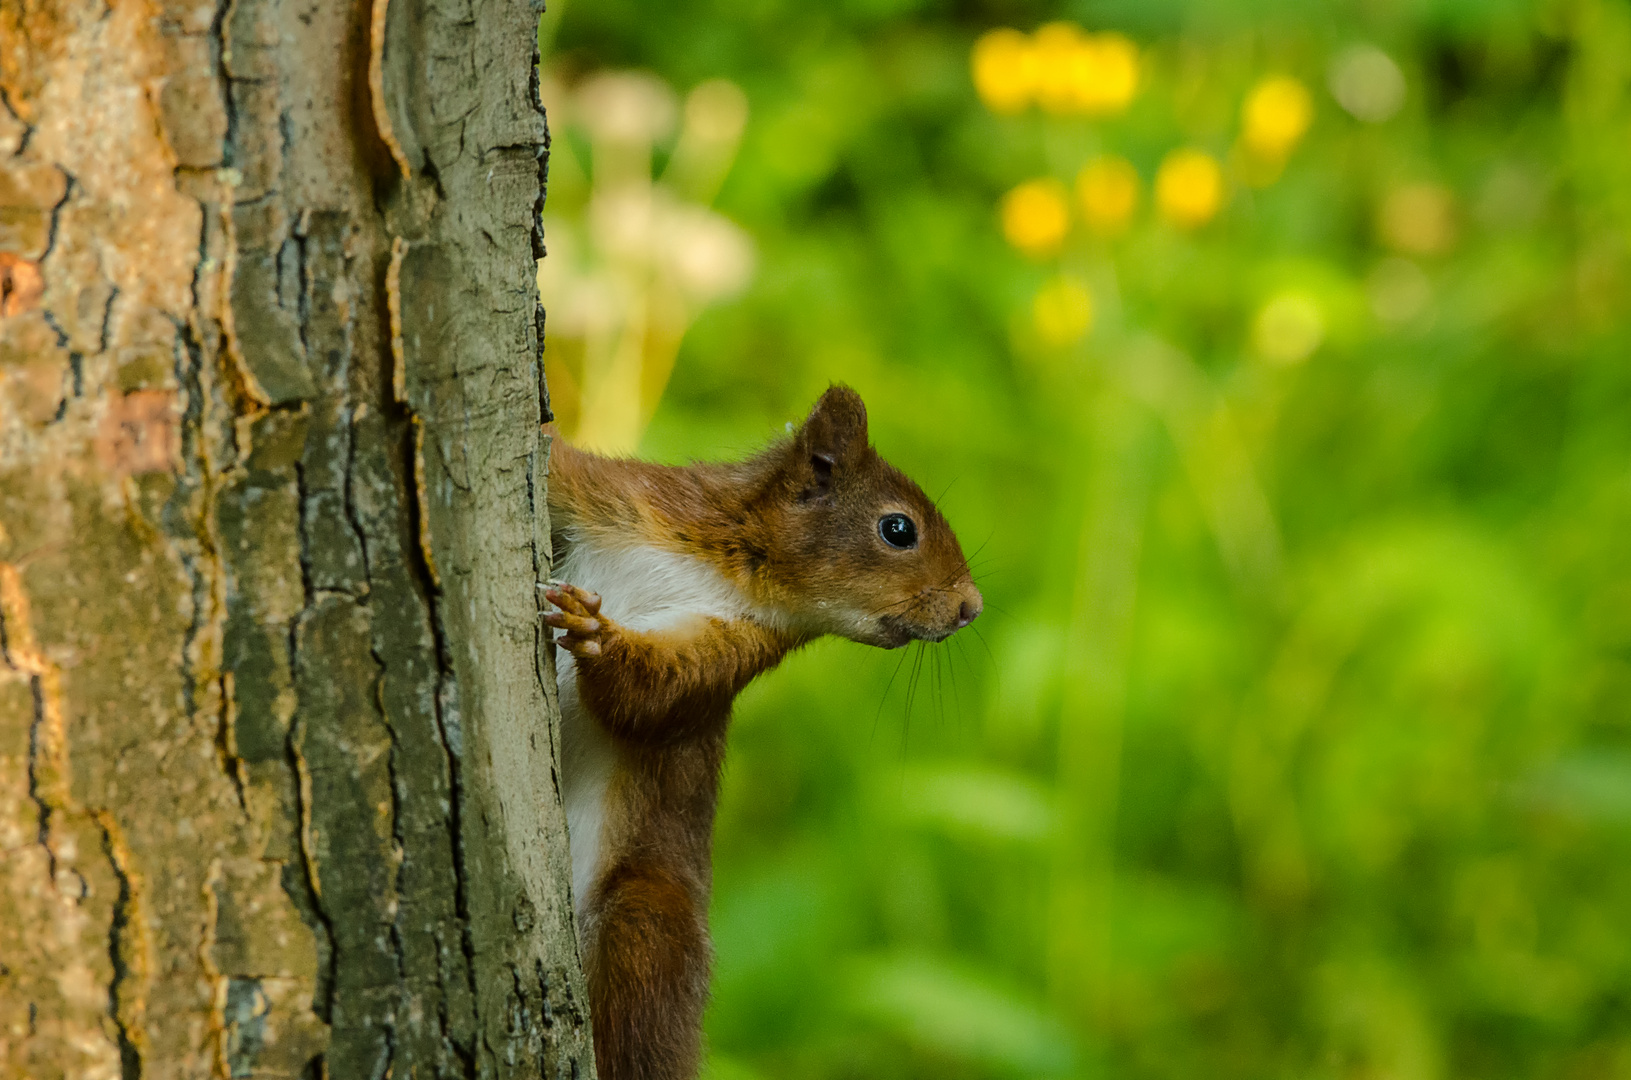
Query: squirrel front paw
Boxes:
[{"xmin": 543, "ymin": 582, "xmax": 618, "ymax": 659}]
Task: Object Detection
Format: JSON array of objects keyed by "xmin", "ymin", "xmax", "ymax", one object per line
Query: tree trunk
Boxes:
[{"xmin": 0, "ymin": 1, "xmax": 593, "ymax": 1077}]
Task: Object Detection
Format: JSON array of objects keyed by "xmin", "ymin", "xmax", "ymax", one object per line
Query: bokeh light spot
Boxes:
[
  {"xmin": 1033, "ymin": 23, "xmax": 1086, "ymax": 114},
  {"xmin": 1071, "ymin": 32, "xmax": 1139, "ymax": 116},
  {"xmin": 1033, "ymin": 276, "xmax": 1094, "ymax": 345},
  {"xmin": 1002, "ymin": 179, "xmax": 1072, "ymax": 256},
  {"xmin": 1330, "ymin": 45, "xmax": 1407, "ymax": 123},
  {"xmin": 1379, "ymin": 183, "xmax": 1457, "ymax": 256},
  {"xmin": 684, "ymin": 78, "xmax": 749, "ymax": 144},
  {"xmin": 972, "ymin": 29, "xmax": 1037, "ymax": 114},
  {"xmin": 1253, "ymin": 293, "xmax": 1324, "ymax": 363},
  {"xmin": 1076, "ymin": 156, "xmax": 1141, "ymax": 236},
  {"xmin": 1022, "ymin": 23, "xmax": 1140, "ymax": 116},
  {"xmin": 1156, "ymin": 149, "xmax": 1224, "ymax": 229},
  {"xmin": 1368, "ymin": 257, "xmax": 1432, "ymax": 325},
  {"xmin": 575, "ymin": 70, "xmax": 678, "ymax": 146},
  {"xmin": 1076, "ymin": 156, "xmax": 1140, "ymax": 236},
  {"xmin": 1243, "ymin": 76, "xmax": 1314, "ymax": 159}
]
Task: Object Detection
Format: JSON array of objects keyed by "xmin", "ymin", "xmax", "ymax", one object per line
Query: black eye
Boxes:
[{"xmin": 878, "ymin": 513, "xmax": 918, "ymax": 549}]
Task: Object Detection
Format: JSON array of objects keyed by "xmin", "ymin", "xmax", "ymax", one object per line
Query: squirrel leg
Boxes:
[{"xmin": 584, "ymin": 856, "xmax": 710, "ymax": 1080}]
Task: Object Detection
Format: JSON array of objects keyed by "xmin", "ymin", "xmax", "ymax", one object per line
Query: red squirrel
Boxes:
[{"xmin": 542, "ymin": 385, "xmax": 982, "ymax": 1080}]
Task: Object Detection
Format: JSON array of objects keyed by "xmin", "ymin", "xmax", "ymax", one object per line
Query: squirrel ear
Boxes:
[
  {"xmin": 798, "ymin": 385, "xmax": 869, "ymax": 462},
  {"xmin": 795, "ymin": 385, "xmax": 869, "ymax": 497}
]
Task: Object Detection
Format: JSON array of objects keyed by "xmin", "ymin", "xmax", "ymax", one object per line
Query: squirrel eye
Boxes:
[{"xmin": 878, "ymin": 513, "xmax": 918, "ymax": 549}]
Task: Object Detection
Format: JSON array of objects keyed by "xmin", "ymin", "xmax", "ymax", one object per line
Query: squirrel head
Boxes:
[{"xmin": 759, "ymin": 385, "xmax": 982, "ymax": 648}]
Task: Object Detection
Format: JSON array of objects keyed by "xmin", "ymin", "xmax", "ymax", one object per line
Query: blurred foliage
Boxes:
[{"xmin": 538, "ymin": 0, "xmax": 1631, "ymax": 1076}]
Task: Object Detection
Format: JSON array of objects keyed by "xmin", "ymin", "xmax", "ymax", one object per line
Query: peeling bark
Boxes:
[{"xmin": 0, "ymin": 0, "xmax": 591, "ymax": 1077}]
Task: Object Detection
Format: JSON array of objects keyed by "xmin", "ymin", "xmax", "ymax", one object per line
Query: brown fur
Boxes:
[{"xmin": 545, "ymin": 386, "xmax": 981, "ymax": 1080}]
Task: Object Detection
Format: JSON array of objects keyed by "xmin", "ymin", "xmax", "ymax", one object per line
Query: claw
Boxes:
[
  {"xmin": 545, "ymin": 581, "xmax": 614, "ymax": 660},
  {"xmin": 544, "ymin": 612, "xmax": 601, "ymax": 635}
]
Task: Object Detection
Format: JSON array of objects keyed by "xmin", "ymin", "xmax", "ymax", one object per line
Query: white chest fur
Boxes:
[{"xmin": 553, "ymin": 534, "xmax": 758, "ymax": 928}]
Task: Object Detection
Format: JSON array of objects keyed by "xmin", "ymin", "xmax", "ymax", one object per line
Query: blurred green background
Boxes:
[{"xmin": 535, "ymin": 1, "xmax": 1631, "ymax": 1077}]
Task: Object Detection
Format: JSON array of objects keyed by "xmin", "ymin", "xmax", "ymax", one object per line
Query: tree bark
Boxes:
[{"xmin": 0, "ymin": 1, "xmax": 593, "ymax": 1077}]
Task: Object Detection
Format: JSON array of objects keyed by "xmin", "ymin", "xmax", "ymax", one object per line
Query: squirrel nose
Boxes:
[{"xmin": 956, "ymin": 598, "xmax": 982, "ymax": 629}]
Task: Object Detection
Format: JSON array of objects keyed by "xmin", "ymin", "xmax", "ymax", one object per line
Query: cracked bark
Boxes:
[{"xmin": 0, "ymin": 1, "xmax": 591, "ymax": 1078}]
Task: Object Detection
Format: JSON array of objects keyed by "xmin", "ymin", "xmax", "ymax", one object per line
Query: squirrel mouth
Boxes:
[{"xmin": 876, "ymin": 613, "xmax": 955, "ymax": 647}]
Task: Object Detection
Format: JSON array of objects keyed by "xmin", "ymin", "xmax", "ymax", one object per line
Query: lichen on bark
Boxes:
[{"xmin": 0, "ymin": 0, "xmax": 589, "ymax": 1077}]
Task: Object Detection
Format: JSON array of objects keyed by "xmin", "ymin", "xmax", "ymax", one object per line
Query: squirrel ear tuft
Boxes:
[
  {"xmin": 793, "ymin": 385, "xmax": 868, "ymax": 499},
  {"xmin": 799, "ymin": 385, "xmax": 868, "ymax": 460}
]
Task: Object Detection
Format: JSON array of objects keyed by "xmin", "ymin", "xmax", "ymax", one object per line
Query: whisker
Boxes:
[
  {"xmin": 874, "ymin": 645, "xmax": 912, "ymax": 746},
  {"xmin": 969, "ymin": 623, "xmax": 998, "ymax": 675},
  {"xmin": 930, "ymin": 646, "xmax": 942, "ymax": 728},
  {"xmin": 858, "ymin": 589, "xmax": 918, "ymax": 620},
  {"xmin": 898, "ymin": 648, "xmax": 913, "ymax": 754},
  {"xmin": 949, "ymin": 623, "xmax": 998, "ymax": 703},
  {"xmin": 861, "ymin": 578, "xmax": 965, "ymax": 622},
  {"xmin": 958, "ymin": 537, "xmax": 993, "ymax": 575},
  {"xmin": 902, "ymin": 642, "xmax": 926, "ymax": 752},
  {"xmin": 940, "ymin": 649, "xmax": 951, "ymax": 727},
  {"xmin": 863, "ymin": 592, "xmax": 923, "ymax": 619}
]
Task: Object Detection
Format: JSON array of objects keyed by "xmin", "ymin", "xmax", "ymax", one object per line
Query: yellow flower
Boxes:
[
  {"xmin": 1001, "ymin": 179, "xmax": 1072, "ymax": 256},
  {"xmin": 1155, "ymin": 149, "xmax": 1224, "ymax": 228},
  {"xmin": 972, "ymin": 28, "xmax": 1037, "ymax": 113},
  {"xmin": 1034, "ymin": 276, "xmax": 1094, "ymax": 345},
  {"xmin": 1242, "ymin": 76, "xmax": 1313, "ymax": 159},
  {"xmin": 974, "ymin": 23, "xmax": 1139, "ymax": 117},
  {"xmin": 1070, "ymin": 33, "xmax": 1139, "ymax": 115},
  {"xmin": 1033, "ymin": 23, "xmax": 1086, "ymax": 114},
  {"xmin": 1032, "ymin": 24, "xmax": 1139, "ymax": 116},
  {"xmin": 1076, "ymin": 156, "xmax": 1140, "ymax": 235}
]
